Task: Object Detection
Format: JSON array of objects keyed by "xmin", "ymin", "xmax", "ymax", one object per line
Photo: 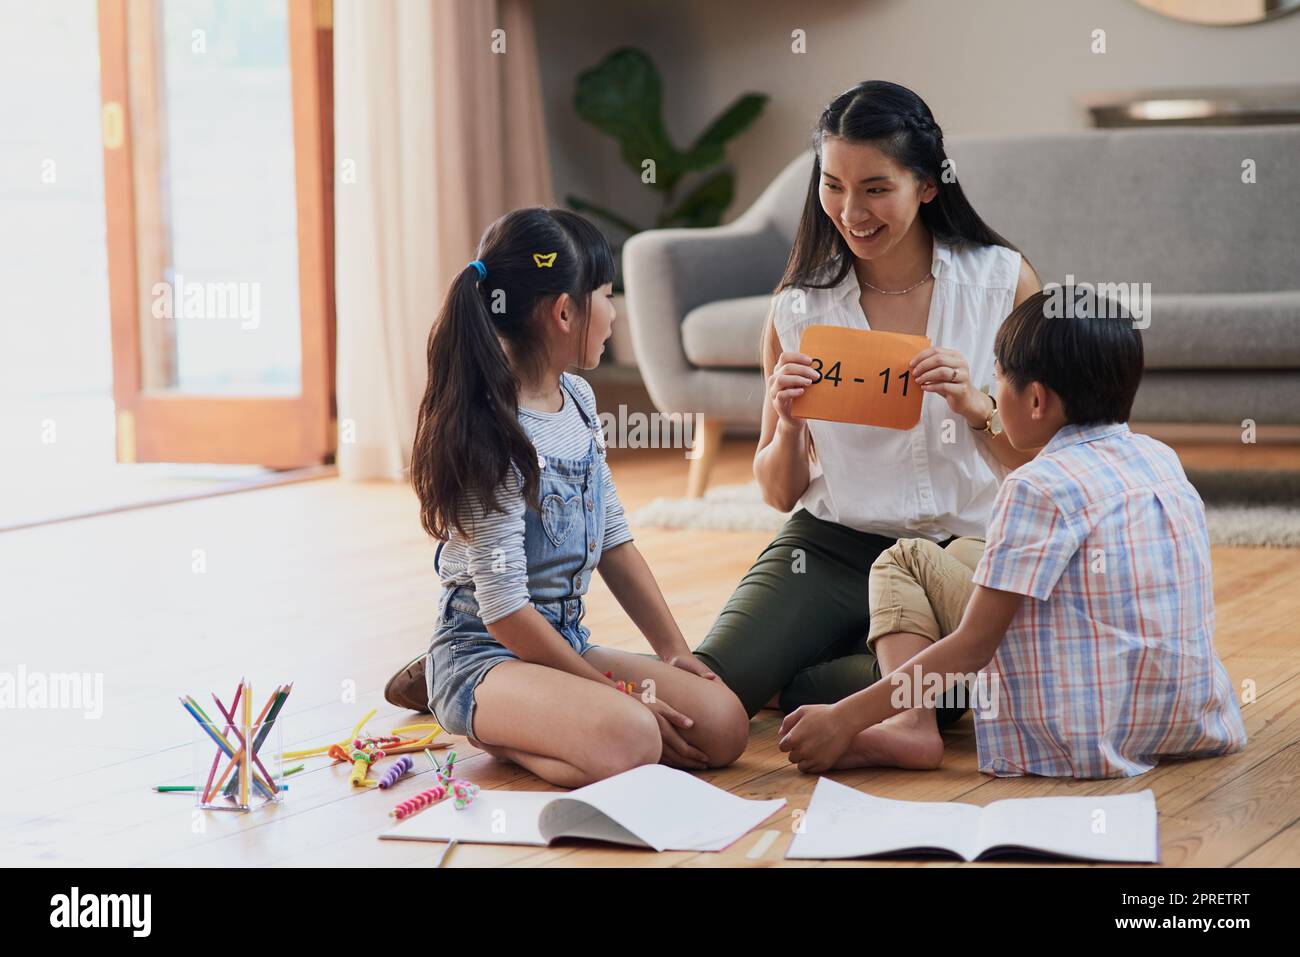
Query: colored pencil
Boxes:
[
  {"xmin": 221, "ymin": 683, "xmax": 285, "ymax": 799},
  {"xmin": 211, "ymin": 683, "xmax": 277, "ymax": 800},
  {"xmin": 155, "ymin": 784, "xmax": 287, "ymax": 792},
  {"xmin": 179, "ymin": 698, "xmax": 276, "ymax": 801},
  {"xmin": 240, "ymin": 680, "xmax": 251, "ymax": 807},
  {"xmin": 202, "ymin": 678, "xmax": 243, "ymax": 806},
  {"xmin": 434, "ymin": 840, "xmax": 457, "ymax": 868},
  {"xmin": 214, "ymin": 689, "xmax": 277, "ymax": 792}
]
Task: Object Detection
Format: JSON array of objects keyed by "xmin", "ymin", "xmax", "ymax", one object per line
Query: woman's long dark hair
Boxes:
[
  {"xmin": 779, "ymin": 80, "xmax": 1020, "ymax": 295},
  {"xmin": 412, "ymin": 207, "xmax": 616, "ymax": 541}
]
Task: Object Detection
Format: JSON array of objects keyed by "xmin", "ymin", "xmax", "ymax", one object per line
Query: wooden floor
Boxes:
[{"xmin": 2, "ymin": 439, "xmax": 1298, "ymax": 867}]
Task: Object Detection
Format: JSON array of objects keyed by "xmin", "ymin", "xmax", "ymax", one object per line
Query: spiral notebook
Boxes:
[
  {"xmin": 380, "ymin": 763, "xmax": 786, "ymax": 852},
  {"xmin": 786, "ymin": 777, "xmax": 1159, "ymax": 863}
]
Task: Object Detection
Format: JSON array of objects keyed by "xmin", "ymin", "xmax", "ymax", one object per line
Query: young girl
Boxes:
[{"xmin": 400, "ymin": 207, "xmax": 748, "ymax": 788}]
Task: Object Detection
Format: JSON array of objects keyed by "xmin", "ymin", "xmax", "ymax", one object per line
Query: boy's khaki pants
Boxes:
[{"xmin": 866, "ymin": 537, "xmax": 987, "ymax": 653}]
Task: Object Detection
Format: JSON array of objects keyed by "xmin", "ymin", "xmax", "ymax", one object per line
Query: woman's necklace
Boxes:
[{"xmin": 860, "ymin": 271, "xmax": 933, "ymax": 295}]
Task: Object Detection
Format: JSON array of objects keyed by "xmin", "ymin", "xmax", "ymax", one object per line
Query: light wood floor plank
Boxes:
[{"xmin": 2, "ymin": 439, "xmax": 1295, "ymax": 866}]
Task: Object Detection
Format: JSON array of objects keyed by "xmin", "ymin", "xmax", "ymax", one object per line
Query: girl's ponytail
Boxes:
[{"xmin": 411, "ymin": 262, "xmax": 540, "ymax": 540}]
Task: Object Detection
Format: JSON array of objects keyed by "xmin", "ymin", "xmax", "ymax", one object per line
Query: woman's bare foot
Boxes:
[
  {"xmin": 764, "ymin": 691, "xmax": 781, "ymax": 710},
  {"xmin": 830, "ymin": 710, "xmax": 944, "ymax": 770}
]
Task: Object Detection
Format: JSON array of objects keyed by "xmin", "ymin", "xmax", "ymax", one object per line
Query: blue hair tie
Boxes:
[{"xmin": 468, "ymin": 259, "xmax": 487, "ymax": 281}]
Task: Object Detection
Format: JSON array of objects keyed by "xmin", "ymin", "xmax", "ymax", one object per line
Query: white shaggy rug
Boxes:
[{"xmin": 630, "ymin": 471, "xmax": 1300, "ymax": 548}]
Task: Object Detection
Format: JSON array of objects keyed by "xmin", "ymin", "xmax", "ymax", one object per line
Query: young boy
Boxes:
[{"xmin": 778, "ymin": 288, "xmax": 1248, "ymax": 778}]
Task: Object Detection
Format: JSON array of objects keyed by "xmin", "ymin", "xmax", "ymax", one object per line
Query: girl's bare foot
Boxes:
[{"xmin": 830, "ymin": 711, "xmax": 944, "ymax": 770}]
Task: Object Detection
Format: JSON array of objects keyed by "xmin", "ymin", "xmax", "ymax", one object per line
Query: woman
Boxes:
[{"xmin": 690, "ymin": 80, "xmax": 1040, "ymax": 765}]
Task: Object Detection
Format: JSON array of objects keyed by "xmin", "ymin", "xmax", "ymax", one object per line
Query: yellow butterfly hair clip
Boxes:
[{"xmin": 533, "ymin": 252, "xmax": 557, "ymax": 268}]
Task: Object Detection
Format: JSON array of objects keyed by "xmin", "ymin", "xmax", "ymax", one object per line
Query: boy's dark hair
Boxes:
[{"xmin": 994, "ymin": 287, "xmax": 1144, "ymax": 425}]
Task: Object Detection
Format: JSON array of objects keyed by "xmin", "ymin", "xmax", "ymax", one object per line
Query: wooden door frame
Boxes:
[{"xmin": 98, "ymin": 0, "xmax": 335, "ymax": 468}]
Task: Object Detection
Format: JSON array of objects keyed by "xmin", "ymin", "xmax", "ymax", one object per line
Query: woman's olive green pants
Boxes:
[{"xmin": 692, "ymin": 508, "xmax": 969, "ymax": 728}]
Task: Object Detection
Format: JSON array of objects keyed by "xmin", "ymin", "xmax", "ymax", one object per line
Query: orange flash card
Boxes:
[{"xmin": 791, "ymin": 325, "xmax": 930, "ymax": 429}]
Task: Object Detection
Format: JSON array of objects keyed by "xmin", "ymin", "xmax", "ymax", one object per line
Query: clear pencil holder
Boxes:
[{"xmin": 192, "ymin": 716, "xmax": 285, "ymax": 811}]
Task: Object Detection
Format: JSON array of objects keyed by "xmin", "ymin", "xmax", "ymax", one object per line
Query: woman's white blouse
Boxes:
[{"xmin": 773, "ymin": 239, "xmax": 1021, "ymax": 541}]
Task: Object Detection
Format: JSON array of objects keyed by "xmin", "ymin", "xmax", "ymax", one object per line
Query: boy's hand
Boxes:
[{"xmin": 777, "ymin": 703, "xmax": 857, "ymax": 774}]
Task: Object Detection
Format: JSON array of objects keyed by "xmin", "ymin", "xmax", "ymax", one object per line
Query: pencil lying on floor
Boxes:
[{"xmin": 154, "ymin": 784, "xmax": 289, "ymax": 793}]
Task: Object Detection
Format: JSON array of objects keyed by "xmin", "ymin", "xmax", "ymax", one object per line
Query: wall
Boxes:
[{"xmin": 534, "ymin": 0, "xmax": 1300, "ymax": 231}]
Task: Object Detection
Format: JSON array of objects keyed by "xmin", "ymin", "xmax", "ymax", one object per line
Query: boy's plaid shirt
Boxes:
[{"xmin": 971, "ymin": 422, "xmax": 1247, "ymax": 778}]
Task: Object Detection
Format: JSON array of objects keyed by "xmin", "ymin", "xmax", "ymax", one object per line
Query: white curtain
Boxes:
[{"xmin": 333, "ymin": 0, "xmax": 554, "ymax": 480}]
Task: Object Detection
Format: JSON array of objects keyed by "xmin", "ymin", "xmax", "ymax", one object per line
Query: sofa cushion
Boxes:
[
  {"xmin": 681, "ymin": 295, "xmax": 770, "ymax": 368},
  {"xmin": 1140, "ymin": 290, "xmax": 1300, "ymax": 369},
  {"xmin": 949, "ymin": 127, "xmax": 1300, "ymax": 295},
  {"xmin": 1134, "ymin": 370, "xmax": 1300, "ymax": 423}
]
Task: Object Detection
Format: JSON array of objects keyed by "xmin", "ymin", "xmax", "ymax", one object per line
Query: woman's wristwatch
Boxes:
[{"xmin": 972, "ymin": 390, "xmax": 1003, "ymax": 436}]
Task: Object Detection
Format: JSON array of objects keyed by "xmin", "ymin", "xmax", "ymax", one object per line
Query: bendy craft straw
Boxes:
[
  {"xmin": 378, "ymin": 755, "xmax": 415, "ymax": 789},
  {"xmin": 279, "ymin": 710, "xmax": 448, "ymax": 795},
  {"xmin": 389, "ymin": 748, "xmax": 479, "ymax": 819}
]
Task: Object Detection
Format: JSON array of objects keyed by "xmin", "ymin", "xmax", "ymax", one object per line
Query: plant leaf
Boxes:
[
  {"xmin": 682, "ymin": 93, "xmax": 767, "ymax": 170},
  {"xmin": 565, "ymin": 195, "xmax": 643, "ymax": 236},
  {"xmin": 658, "ymin": 170, "xmax": 735, "ymax": 229},
  {"xmin": 573, "ymin": 48, "xmax": 684, "ymax": 189}
]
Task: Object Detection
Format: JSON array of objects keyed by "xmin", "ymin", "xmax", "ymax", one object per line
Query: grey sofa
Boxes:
[{"xmin": 621, "ymin": 126, "xmax": 1300, "ymax": 495}]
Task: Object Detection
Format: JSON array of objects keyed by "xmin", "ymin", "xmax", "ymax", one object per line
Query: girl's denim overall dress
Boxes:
[{"xmin": 425, "ymin": 376, "xmax": 608, "ymax": 738}]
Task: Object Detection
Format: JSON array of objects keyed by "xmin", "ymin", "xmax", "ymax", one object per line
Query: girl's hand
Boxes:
[
  {"xmin": 662, "ymin": 651, "xmax": 717, "ymax": 681},
  {"xmin": 910, "ymin": 347, "xmax": 992, "ymax": 428},
  {"xmin": 777, "ymin": 703, "xmax": 857, "ymax": 774},
  {"xmin": 643, "ymin": 694, "xmax": 711, "ymax": 770},
  {"xmin": 767, "ymin": 351, "xmax": 819, "ymax": 430}
]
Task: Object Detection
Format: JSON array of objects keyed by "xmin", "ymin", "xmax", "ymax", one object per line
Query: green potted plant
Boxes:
[{"xmin": 567, "ymin": 47, "xmax": 767, "ymax": 364}]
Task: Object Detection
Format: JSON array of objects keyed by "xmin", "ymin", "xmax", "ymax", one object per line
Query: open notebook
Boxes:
[
  {"xmin": 381, "ymin": 764, "xmax": 785, "ymax": 852},
  {"xmin": 787, "ymin": 777, "xmax": 1158, "ymax": 863}
]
